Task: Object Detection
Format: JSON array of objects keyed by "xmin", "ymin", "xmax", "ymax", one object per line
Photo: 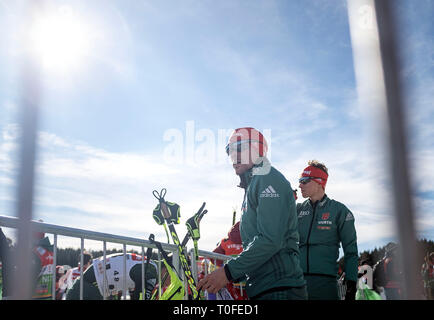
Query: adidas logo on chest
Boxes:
[{"xmin": 260, "ymin": 185, "xmax": 280, "ymax": 198}]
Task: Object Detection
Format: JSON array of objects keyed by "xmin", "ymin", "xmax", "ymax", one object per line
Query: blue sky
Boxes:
[{"xmin": 0, "ymin": 0, "xmax": 433, "ymax": 257}]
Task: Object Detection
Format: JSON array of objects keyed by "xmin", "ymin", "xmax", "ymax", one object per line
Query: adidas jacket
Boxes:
[
  {"xmin": 296, "ymin": 195, "xmax": 358, "ymax": 282},
  {"xmin": 225, "ymin": 159, "xmax": 305, "ymax": 298}
]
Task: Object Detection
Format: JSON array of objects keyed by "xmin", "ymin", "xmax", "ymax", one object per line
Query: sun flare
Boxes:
[{"xmin": 30, "ymin": 6, "xmax": 90, "ymax": 73}]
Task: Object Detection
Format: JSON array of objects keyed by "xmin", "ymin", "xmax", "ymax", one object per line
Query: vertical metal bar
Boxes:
[
  {"xmin": 123, "ymin": 243, "xmax": 127, "ymax": 300},
  {"xmin": 204, "ymin": 258, "xmax": 208, "ymax": 276},
  {"xmin": 79, "ymin": 238, "xmax": 84, "ymax": 300},
  {"xmin": 190, "ymin": 249, "xmax": 198, "ymax": 283},
  {"xmin": 239, "ymin": 262, "xmax": 244, "ymax": 297},
  {"xmin": 103, "ymin": 241, "xmax": 107, "ymax": 300},
  {"xmin": 173, "ymin": 250, "xmax": 180, "ymax": 277},
  {"xmin": 12, "ymin": 0, "xmax": 44, "ymax": 301},
  {"xmin": 184, "ymin": 249, "xmax": 189, "ymax": 300},
  {"xmin": 173, "ymin": 250, "xmax": 186, "ymax": 300},
  {"xmin": 158, "ymin": 250, "xmax": 162, "ymax": 299},
  {"xmin": 373, "ymin": 0, "xmax": 421, "ymax": 300},
  {"xmin": 213, "ymin": 258, "xmax": 218, "ymax": 299},
  {"xmin": 204, "ymin": 258, "xmax": 209, "ymax": 300},
  {"xmin": 141, "ymin": 246, "xmax": 145, "ymax": 300},
  {"xmin": 51, "ymin": 234, "xmax": 57, "ymax": 300}
]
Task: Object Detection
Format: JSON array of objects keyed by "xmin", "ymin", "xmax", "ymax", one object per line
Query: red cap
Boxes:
[
  {"xmin": 300, "ymin": 165, "xmax": 328, "ymax": 189},
  {"xmin": 226, "ymin": 127, "xmax": 268, "ymax": 157}
]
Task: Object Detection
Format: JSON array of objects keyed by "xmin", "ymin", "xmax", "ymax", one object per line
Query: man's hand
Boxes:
[{"xmin": 197, "ymin": 267, "xmax": 229, "ymax": 294}]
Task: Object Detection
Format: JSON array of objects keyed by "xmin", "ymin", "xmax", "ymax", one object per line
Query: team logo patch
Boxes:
[
  {"xmin": 318, "ymin": 212, "xmax": 332, "ymax": 225},
  {"xmin": 298, "ymin": 210, "xmax": 310, "ymax": 218}
]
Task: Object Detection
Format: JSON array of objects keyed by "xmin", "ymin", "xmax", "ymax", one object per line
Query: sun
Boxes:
[{"xmin": 29, "ymin": 6, "xmax": 90, "ymax": 73}]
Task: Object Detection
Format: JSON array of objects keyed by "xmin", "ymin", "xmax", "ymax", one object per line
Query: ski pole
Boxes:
[
  {"xmin": 181, "ymin": 202, "xmax": 207, "ymax": 248},
  {"xmin": 185, "ymin": 208, "xmax": 207, "ymax": 262},
  {"xmin": 148, "ymin": 234, "xmax": 185, "ymax": 300},
  {"xmin": 232, "ymin": 207, "xmax": 237, "ymax": 226},
  {"xmin": 152, "ymin": 189, "xmax": 200, "ymax": 300}
]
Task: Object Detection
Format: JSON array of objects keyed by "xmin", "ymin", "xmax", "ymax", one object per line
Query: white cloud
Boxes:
[
  {"xmin": 38, "ymin": 131, "xmax": 71, "ymax": 149},
  {"xmin": 0, "ymin": 128, "xmax": 240, "ymax": 251},
  {"xmin": 2, "ymin": 123, "xmax": 20, "ymax": 141}
]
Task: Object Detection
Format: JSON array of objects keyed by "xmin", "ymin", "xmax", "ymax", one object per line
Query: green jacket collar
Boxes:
[
  {"xmin": 237, "ymin": 157, "xmax": 271, "ymax": 189},
  {"xmin": 309, "ymin": 194, "xmax": 329, "ymax": 208}
]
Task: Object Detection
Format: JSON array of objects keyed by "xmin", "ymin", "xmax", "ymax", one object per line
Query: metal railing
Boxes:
[
  {"xmin": 337, "ymin": 273, "xmax": 347, "ymax": 300},
  {"xmin": 0, "ymin": 214, "xmax": 238, "ymax": 300},
  {"xmin": 0, "ymin": 215, "xmax": 185, "ymax": 300}
]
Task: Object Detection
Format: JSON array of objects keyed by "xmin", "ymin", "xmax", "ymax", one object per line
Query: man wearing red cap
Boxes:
[
  {"xmin": 198, "ymin": 127, "xmax": 307, "ymax": 300},
  {"xmin": 297, "ymin": 160, "xmax": 358, "ymax": 300},
  {"xmin": 212, "ymin": 221, "xmax": 247, "ymax": 300}
]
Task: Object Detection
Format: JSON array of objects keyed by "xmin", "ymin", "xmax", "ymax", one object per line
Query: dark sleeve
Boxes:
[
  {"xmin": 0, "ymin": 228, "xmax": 9, "ymax": 260},
  {"xmin": 0, "ymin": 228, "xmax": 13, "ymax": 296},
  {"xmin": 337, "ymin": 205, "xmax": 359, "ymax": 282}
]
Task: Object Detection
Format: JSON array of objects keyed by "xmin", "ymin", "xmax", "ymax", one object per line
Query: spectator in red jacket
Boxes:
[
  {"xmin": 213, "ymin": 222, "xmax": 243, "ymax": 266},
  {"xmin": 212, "ymin": 222, "xmax": 247, "ymax": 300}
]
